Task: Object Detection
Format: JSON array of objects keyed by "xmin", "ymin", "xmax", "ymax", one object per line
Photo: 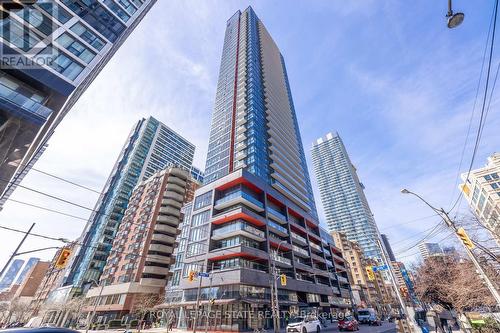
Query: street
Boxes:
[{"xmin": 320, "ymin": 322, "xmax": 396, "ymax": 333}]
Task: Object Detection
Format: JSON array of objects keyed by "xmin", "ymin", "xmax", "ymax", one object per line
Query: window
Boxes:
[
  {"xmin": 56, "ymin": 33, "xmax": 96, "ymax": 63},
  {"xmin": 190, "ymin": 225, "xmax": 209, "ymax": 242},
  {"xmin": 0, "ymin": 18, "xmax": 41, "ymax": 52},
  {"xmin": 187, "ymin": 242, "xmax": 206, "ymax": 256},
  {"xmin": 37, "ymin": 1, "xmax": 72, "ymax": 24},
  {"xmin": 191, "ymin": 210, "xmax": 210, "ymax": 227},
  {"xmin": 194, "ymin": 191, "xmax": 212, "ymax": 210},
  {"xmin": 39, "ymin": 46, "xmax": 84, "ymax": 80}
]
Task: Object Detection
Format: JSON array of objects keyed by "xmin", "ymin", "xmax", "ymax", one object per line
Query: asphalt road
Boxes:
[{"xmin": 320, "ymin": 321, "xmax": 396, "ymax": 333}]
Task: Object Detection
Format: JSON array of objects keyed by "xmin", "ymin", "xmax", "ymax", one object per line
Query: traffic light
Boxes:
[
  {"xmin": 365, "ymin": 266, "xmax": 375, "ymax": 281},
  {"xmin": 0, "ymin": 1, "xmax": 38, "ymax": 19},
  {"xmin": 280, "ymin": 274, "xmax": 287, "ymax": 286},
  {"xmin": 400, "ymin": 287, "xmax": 408, "ymax": 297},
  {"xmin": 54, "ymin": 248, "xmax": 72, "ymax": 269},
  {"xmin": 456, "ymin": 227, "xmax": 475, "ymax": 250},
  {"xmin": 209, "ymin": 298, "xmax": 215, "ymax": 305},
  {"xmin": 188, "ymin": 270, "xmax": 196, "ymax": 282}
]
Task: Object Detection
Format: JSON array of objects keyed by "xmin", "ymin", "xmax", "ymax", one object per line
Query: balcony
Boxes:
[
  {"xmin": 156, "ymin": 215, "xmax": 179, "ymax": 227},
  {"xmin": 149, "ymin": 244, "xmax": 174, "ymax": 254},
  {"xmin": 311, "ymin": 252, "xmax": 325, "ymax": 262},
  {"xmin": 268, "ymin": 220, "xmax": 288, "ymax": 236},
  {"xmin": 151, "ymin": 233, "xmax": 176, "ymax": 244},
  {"xmin": 163, "ymin": 190, "xmax": 184, "ymax": 202},
  {"xmin": 271, "ymin": 252, "xmax": 292, "ymax": 266},
  {"xmin": 309, "ymin": 242, "xmax": 323, "ymax": 253},
  {"xmin": 143, "ymin": 265, "xmax": 170, "ymax": 276},
  {"xmin": 291, "ymin": 232, "xmax": 307, "ymax": 245},
  {"xmin": 214, "ymin": 191, "xmax": 264, "ymax": 212},
  {"xmin": 0, "ymin": 80, "xmax": 53, "ymax": 124},
  {"xmin": 146, "ymin": 254, "xmax": 174, "ymax": 265},
  {"xmin": 165, "ymin": 183, "xmax": 185, "ymax": 194},
  {"xmin": 212, "ymin": 221, "xmax": 265, "ymax": 242},
  {"xmin": 292, "ymin": 245, "xmax": 309, "ymax": 257},
  {"xmin": 337, "ymin": 275, "xmax": 349, "ymax": 284},
  {"xmin": 267, "ymin": 206, "xmax": 287, "ymax": 224},
  {"xmin": 167, "ymin": 176, "xmax": 186, "ymax": 187},
  {"xmin": 159, "ymin": 206, "xmax": 180, "ymax": 217},
  {"xmin": 162, "ymin": 198, "xmax": 182, "ymax": 209}
]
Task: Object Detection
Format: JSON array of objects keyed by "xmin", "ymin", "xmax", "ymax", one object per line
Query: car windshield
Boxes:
[
  {"xmin": 342, "ymin": 316, "xmax": 353, "ymax": 321},
  {"xmin": 358, "ymin": 311, "xmax": 370, "ymax": 316},
  {"xmin": 289, "ymin": 317, "xmax": 304, "ymax": 324}
]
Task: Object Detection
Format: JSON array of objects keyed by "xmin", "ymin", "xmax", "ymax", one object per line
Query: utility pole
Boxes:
[
  {"xmin": 0, "ymin": 223, "xmax": 35, "ymax": 278},
  {"xmin": 85, "ymin": 279, "xmax": 104, "ymax": 333},
  {"xmin": 205, "ymin": 262, "xmax": 214, "ymax": 333},
  {"xmin": 438, "ymin": 207, "xmax": 500, "ymax": 306},
  {"xmin": 192, "ymin": 262, "xmax": 205, "ymax": 333},
  {"xmin": 401, "ymin": 189, "xmax": 500, "ymax": 306}
]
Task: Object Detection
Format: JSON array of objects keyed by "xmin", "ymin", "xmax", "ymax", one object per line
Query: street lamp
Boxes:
[
  {"xmin": 400, "ymin": 188, "xmax": 500, "ymax": 306},
  {"xmin": 446, "ymin": 0, "xmax": 465, "ymax": 29}
]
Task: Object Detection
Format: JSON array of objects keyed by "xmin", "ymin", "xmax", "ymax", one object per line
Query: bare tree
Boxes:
[
  {"xmin": 132, "ymin": 294, "xmax": 161, "ymax": 332},
  {"xmin": 414, "ymin": 254, "xmax": 495, "ymax": 313}
]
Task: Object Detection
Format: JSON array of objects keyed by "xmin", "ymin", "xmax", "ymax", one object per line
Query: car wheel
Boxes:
[
  {"xmin": 316, "ymin": 326, "xmax": 320, "ymax": 333},
  {"xmin": 302, "ymin": 327, "xmax": 307, "ymax": 333}
]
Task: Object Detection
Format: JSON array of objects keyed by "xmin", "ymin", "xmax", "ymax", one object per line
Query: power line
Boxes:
[
  {"xmin": 7, "ymin": 199, "xmax": 90, "ymax": 221},
  {"xmin": 380, "ymin": 214, "xmax": 439, "ymax": 230},
  {"xmin": 30, "ymin": 167, "xmax": 102, "ymax": 194},
  {"xmin": 448, "ymin": 0, "xmax": 500, "ymax": 215}
]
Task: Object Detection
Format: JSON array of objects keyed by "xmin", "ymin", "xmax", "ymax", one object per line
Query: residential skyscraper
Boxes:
[
  {"xmin": 161, "ymin": 8, "xmax": 351, "ymax": 331},
  {"xmin": 460, "ymin": 152, "xmax": 500, "ymax": 246},
  {"xmin": 203, "ymin": 7, "xmax": 317, "ymax": 219},
  {"xmin": 418, "ymin": 242, "xmax": 443, "ymax": 260},
  {"xmin": 85, "ymin": 167, "xmax": 198, "ymax": 320},
  {"xmin": 0, "ymin": 0, "xmax": 158, "ymax": 209},
  {"xmin": 311, "ymin": 132, "xmax": 382, "ymax": 260},
  {"xmin": 63, "ymin": 117, "xmax": 195, "ymax": 295},
  {"xmin": 381, "ymin": 234, "xmax": 396, "ymax": 262},
  {"xmin": 0, "ymin": 258, "xmax": 24, "ymax": 291}
]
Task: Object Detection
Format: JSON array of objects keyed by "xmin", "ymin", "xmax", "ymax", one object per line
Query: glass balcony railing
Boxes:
[
  {"xmin": 215, "ymin": 191, "xmax": 264, "ymax": 209},
  {"xmin": 271, "ymin": 252, "xmax": 292, "ymax": 265},
  {"xmin": 292, "ymin": 245, "xmax": 309, "ymax": 256},
  {"xmin": 291, "ymin": 232, "xmax": 307, "ymax": 243},
  {"xmin": 0, "ymin": 81, "xmax": 52, "ymax": 120},
  {"xmin": 310, "ymin": 242, "xmax": 322, "ymax": 252},
  {"xmin": 212, "ymin": 220, "xmax": 265, "ymax": 239},
  {"xmin": 268, "ymin": 220, "xmax": 288, "ymax": 234},
  {"xmin": 267, "ymin": 206, "xmax": 287, "ymax": 221}
]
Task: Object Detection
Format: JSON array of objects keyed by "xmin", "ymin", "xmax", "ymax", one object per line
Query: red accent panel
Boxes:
[
  {"xmin": 208, "ymin": 252, "xmax": 263, "ymax": 261},
  {"xmin": 269, "ymin": 241, "xmax": 291, "ymax": 250},
  {"xmin": 290, "ymin": 224, "xmax": 307, "ymax": 236},
  {"xmin": 308, "ymin": 232, "xmax": 321, "ymax": 242},
  {"xmin": 266, "ymin": 194, "xmax": 285, "ymax": 208},
  {"xmin": 211, "ymin": 211, "xmax": 266, "ymax": 227},
  {"xmin": 228, "ymin": 14, "xmax": 241, "ymax": 173},
  {"xmin": 288, "ymin": 207, "xmax": 303, "ymax": 219}
]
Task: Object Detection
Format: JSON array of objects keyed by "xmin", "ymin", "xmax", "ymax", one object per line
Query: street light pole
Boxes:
[
  {"xmin": 401, "ymin": 189, "xmax": 500, "ymax": 306},
  {"xmin": 85, "ymin": 279, "xmax": 104, "ymax": 333},
  {"xmin": 0, "ymin": 223, "xmax": 35, "ymax": 278},
  {"xmin": 270, "ymin": 240, "xmax": 285, "ymax": 333},
  {"xmin": 192, "ymin": 262, "xmax": 205, "ymax": 333}
]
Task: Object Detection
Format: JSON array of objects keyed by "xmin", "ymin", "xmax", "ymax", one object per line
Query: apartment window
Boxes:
[
  {"xmin": 39, "ymin": 46, "xmax": 83, "ymax": 80},
  {"xmin": 187, "ymin": 242, "xmax": 205, "ymax": 257},
  {"xmin": 190, "ymin": 225, "xmax": 209, "ymax": 242},
  {"xmin": 37, "ymin": 1, "xmax": 72, "ymax": 24},
  {"xmin": 191, "ymin": 210, "xmax": 210, "ymax": 227},
  {"xmin": 0, "ymin": 18, "xmax": 42, "ymax": 52},
  {"xmin": 194, "ymin": 191, "xmax": 212, "ymax": 210}
]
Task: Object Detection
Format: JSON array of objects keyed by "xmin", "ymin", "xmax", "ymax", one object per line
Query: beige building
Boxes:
[
  {"xmin": 85, "ymin": 167, "xmax": 198, "ymax": 319},
  {"xmin": 331, "ymin": 232, "xmax": 394, "ymax": 313},
  {"xmin": 460, "ymin": 152, "xmax": 500, "ymax": 245}
]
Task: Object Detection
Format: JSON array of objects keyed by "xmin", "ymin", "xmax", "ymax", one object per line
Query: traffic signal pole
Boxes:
[
  {"xmin": 438, "ymin": 208, "xmax": 500, "ymax": 306},
  {"xmin": 192, "ymin": 262, "xmax": 205, "ymax": 333},
  {"xmin": 0, "ymin": 223, "xmax": 35, "ymax": 279}
]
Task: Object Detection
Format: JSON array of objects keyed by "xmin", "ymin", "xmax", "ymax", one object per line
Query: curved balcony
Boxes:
[
  {"xmin": 162, "ymin": 198, "xmax": 182, "ymax": 209},
  {"xmin": 146, "ymin": 254, "xmax": 174, "ymax": 265},
  {"xmin": 163, "ymin": 190, "xmax": 184, "ymax": 202},
  {"xmin": 168, "ymin": 175, "xmax": 187, "ymax": 187},
  {"xmin": 143, "ymin": 265, "xmax": 170, "ymax": 276},
  {"xmin": 152, "ymin": 233, "xmax": 176, "ymax": 244},
  {"xmin": 156, "ymin": 215, "xmax": 179, "ymax": 227},
  {"xmin": 165, "ymin": 183, "xmax": 185, "ymax": 194},
  {"xmin": 149, "ymin": 244, "xmax": 174, "ymax": 254},
  {"xmin": 159, "ymin": 206, "xmax": 181, "ymax": 218}
]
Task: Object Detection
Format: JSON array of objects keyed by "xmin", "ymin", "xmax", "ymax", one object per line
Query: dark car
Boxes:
[
  {"xmin": 338, "ymin": 316, "xmax": 359, "ymax": 331},
  {"xmin": 0, "ymin": 328, "xmax": 80, "ymax": 333},
  {"xmin": 369, "ymin": 316, "xmax": 382, "ymax": 326}
]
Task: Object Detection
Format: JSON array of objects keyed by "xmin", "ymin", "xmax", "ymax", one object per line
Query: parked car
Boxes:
[
  {"xmin": 286, "ymin": 315, "xmax": 321, "ymax": 333},
  {"xmin": 357, "ymin": 308, "xmax": 377, "ymax": 324},
  {"xmin": 338, "ymin": 316, "xmax": 359, "ymax": 331}
]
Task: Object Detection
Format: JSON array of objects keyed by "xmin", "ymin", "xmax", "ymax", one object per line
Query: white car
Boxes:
[{"xmin": 286, "ymin": 315, "xmax": 321, "ymax": 333}]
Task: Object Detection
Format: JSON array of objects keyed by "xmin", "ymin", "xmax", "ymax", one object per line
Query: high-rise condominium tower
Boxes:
[
  {"xmin": 311, "ymin": 132, "xmax": 382, "ymax": 260},
  {"xmin": 63, "ymin": 117, "xmax": 195, "ymax": 294},
  {"xmin": 163, "ymin": 8, "xmax": 352, "ymax": 331},
  {"xmin": 460, "ymin": 152, "xmax": 500, "ymax": 246},
  {"xmin": 0, "ymin": 0, "xmax": 157, "ymax": 209},
  {"xmin": 381, "ymin": 234, "xmax": 396, "ymax": 262},
  {"xmin": 418, "ymin": 242, "xmax": 443, "ymax": 260}
]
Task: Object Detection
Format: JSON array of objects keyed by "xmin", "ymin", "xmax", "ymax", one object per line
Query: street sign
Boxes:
[
  {"xmin": 372, "ymin": 265, "xmax": 388, "ymax": 272},
  {"xmin": 198, "ymin": 272, "xmax": 210, "ymax": 278}
]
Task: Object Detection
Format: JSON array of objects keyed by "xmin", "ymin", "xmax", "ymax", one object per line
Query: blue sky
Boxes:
[{"xmin": 1, "ymin": 0, "xmax": 499, "ymax": 268}]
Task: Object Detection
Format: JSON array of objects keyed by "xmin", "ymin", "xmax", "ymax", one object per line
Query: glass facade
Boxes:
[
  {"xmin": 311, "ymin": 132, "xmax": 382, "ymax": 260},
  {"xmin": 65, "ymin": 116, "xmax": 195, "ymax": 288}
]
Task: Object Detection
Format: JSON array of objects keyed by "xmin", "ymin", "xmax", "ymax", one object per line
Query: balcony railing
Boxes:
[
  {"xmin": 212, "ymin": 220, "xmax": 265, "ymax": 239},
  {"xmin": 309, "ymin": 242, "xmax": 322, "ymax": 252},
  {"xmin": 271, "ymin": 252, "xmax": 291, "ymax": 265},
  {"xmin": 267, "ymin": 206, "xmax": 287, "ymax": 222},
  {"xmin": 215, "ymin": 191, "xmax": 264, "ymax": 209},
  {"xmin": 268, "ymin": 220, "xmax": 288, "ymax": 234},
  {"xmin": 0, "ymin": 81, "xmax": 52, "ymax": 121},
  {"xmin": 292, "ymin": 245, "xmax": 309, "ymax": 256},
  {"xmin": 291, "ymin": 232, "xmax": 307, "ymax": 244}
]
